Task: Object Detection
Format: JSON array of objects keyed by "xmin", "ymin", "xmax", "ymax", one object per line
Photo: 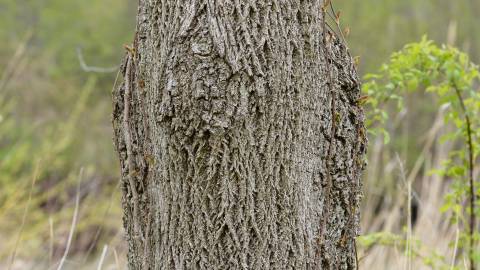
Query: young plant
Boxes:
[{"xmin": 362, "ymin": 37, "xmax": 479, "ymax": 269}]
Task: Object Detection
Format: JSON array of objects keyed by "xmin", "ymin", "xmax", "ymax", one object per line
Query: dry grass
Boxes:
[{"xmin": 358, "ymin": 103, "xmax": 477, "ymax": 269}]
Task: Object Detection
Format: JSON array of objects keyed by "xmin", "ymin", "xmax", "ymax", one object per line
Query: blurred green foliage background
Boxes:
[{"xmin": 0, "ymin": 0, "xmax": 479, "ymax": 269}]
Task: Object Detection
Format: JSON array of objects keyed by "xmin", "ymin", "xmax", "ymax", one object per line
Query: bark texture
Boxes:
[{"xmin": 112, "ymin": 0, "xmax": 366, "ymax": 269}]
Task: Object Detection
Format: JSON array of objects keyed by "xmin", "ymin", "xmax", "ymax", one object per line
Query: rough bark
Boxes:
[{"xmin": 112, "ymin": 1, "xmax": 366, "ymax": 269}]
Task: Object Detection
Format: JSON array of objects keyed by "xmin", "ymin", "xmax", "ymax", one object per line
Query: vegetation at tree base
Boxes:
[{"xmin": 0, "ymin": 0, "xmax": 479, "ymax": 269}]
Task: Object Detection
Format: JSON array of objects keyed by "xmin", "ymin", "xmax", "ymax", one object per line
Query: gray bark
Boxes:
[{"xmin": 112, "ymin": 1, "xmax": 366, "ymax": 269}]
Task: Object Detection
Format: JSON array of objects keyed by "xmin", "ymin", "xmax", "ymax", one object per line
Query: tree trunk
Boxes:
[{"xmin": 112, "ymin": 1, "xmax": 366, "ymax": 269}]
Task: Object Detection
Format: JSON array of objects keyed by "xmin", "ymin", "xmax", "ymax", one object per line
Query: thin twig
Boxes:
[
  {"xmin": 49, "ymin": 216, "xmax": 54, "ymax": 266},
  {"xmin": 396, "ymin": 154, "xmax": 412, "ymax": 270},
  {"xmin": 316, "ymin": 2, "xmax": 363, "ymax": 269},
  {"xmin": 316, "ymin": 0, "xmax": 338, "ymax": 266},
  {"xmin": 7, "ymin": 161, "xmax": 39, "ymax": 270},
  {"xmin": 76, "ymin": 47, "xmax": 119, "ymax": 73},
  {"xmin": 0, "ymin": 29, "xmax": 33, "ymax": 92},
  {"xmin": 123, "ymin": 51, "xmax": 144, "ymax": 242},
  {"xmin": 113, "ymin": 247, "xmax": 121, "ymax": 270},
  {"xmin": 450, "ymin": 214, "xmax": 460, "ymax": 269},
  {"xmin": 96, "ymin": 245, "xmax": 108, "ymax": 270},
  {"xmin": 453, "ymin": 85, "xmax": 476, "ymax": 270},
  {"xmin": 82, "ymin": 180, "xmax": 121, "ymax": 263},
  {"xmin": 329, "ymin": 1, "xmax": 348, "ymax": 47},
  {"xmin": 56, "ymin": 168, "xmax": 83, "ymax": 270}
]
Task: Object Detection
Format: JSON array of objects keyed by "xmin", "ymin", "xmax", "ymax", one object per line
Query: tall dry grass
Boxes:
[{"xmin": 358, "ymin": 101, "xmax": 478, "ymax": 269}]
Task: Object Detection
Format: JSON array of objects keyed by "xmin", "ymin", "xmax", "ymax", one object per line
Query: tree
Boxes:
[{"xmin": 112, "ymin": 1, "xmax": 366, "ymax": 269}]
